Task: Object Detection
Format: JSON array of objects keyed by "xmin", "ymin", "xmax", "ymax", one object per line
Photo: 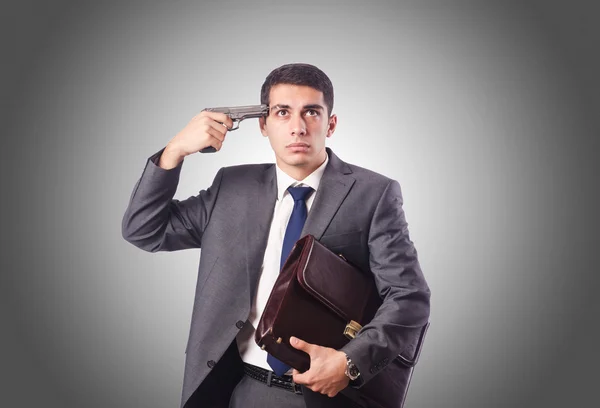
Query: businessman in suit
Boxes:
[{"xmin": 122, "ymin": 63, "xmax": 430, "ymax": 408}]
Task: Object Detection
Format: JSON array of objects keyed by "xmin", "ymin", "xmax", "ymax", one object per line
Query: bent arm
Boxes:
[
  {"xmin": 122, "ymin": 148, "xmax": 224, "ymax": 252},
  {"xmin": 340, "ymin": 179, "xmax": 431, "ymax": 386}
]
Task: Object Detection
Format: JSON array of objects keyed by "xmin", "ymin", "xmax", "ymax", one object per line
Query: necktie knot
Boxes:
[{"xmin": 287, "ymin": 186, "xmax": 313, "ymax": 202}]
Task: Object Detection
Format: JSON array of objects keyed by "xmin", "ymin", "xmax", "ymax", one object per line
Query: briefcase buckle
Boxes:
[{"xmin": 343, "ymin": 320, "xmax": 362, "ymax": 339}]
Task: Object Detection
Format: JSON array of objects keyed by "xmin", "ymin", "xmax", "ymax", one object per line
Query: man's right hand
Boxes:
[{"xmin": 159, "ymin": 111, "xmax": 234, "ymax": 169}]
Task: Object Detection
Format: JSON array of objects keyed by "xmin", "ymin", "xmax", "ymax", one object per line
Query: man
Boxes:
[{"xmin": 122, "ymin": 63, "xmax": 430, "ymax": 408}]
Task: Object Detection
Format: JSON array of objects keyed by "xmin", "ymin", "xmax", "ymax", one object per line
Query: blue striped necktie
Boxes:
[{"xmin": 267, "ymin": 185, "xmax": 314, "ymax": 376}]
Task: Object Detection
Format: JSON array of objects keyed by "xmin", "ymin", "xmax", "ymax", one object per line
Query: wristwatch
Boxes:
[{"xmin": 344, "ymin": 354, "xmax": 361, "ymax": 381}]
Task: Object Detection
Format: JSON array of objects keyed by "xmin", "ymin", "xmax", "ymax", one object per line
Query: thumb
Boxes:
[{"xmin": 290, "ymin": 336, "xmax": 314, "ymax": 355}]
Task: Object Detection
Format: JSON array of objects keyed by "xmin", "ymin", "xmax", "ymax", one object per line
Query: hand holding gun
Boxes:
[
  {"xmin": 160, "ymin": 104, "xmax": 269, "ymax": 169},
  {"xmin": 200, "ymin": 104, "xmax": 269, "ymax": 153}
]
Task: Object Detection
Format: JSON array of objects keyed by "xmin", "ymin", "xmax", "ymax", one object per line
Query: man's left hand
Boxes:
[{"xmin": 289, "ymin": 336, "xmax": 349, "ymax": 397}]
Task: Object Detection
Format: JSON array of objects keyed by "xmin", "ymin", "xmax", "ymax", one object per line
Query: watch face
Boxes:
[{"xmin": 348, "ymin": 364, "xmax": 360, "ymax": 379}]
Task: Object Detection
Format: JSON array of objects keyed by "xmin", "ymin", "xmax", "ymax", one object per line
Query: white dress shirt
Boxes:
[{"xmin": 236, "ymin": 154, "xmax": 329, "ymax": 370}]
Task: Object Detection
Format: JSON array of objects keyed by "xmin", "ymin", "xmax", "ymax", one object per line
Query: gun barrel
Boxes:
[
  {"xmin": 205, "ymin": 104, "xmax": 268, "ymax": 118},
  {"xmin": 202, "ymin": 104, "xmax": 268, "ymax": 130}
]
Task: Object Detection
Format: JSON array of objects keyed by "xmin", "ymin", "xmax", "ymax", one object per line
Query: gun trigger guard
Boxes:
[{"xmin": 228, "ymin": 120, "xmax": 240, "ymax": 131}]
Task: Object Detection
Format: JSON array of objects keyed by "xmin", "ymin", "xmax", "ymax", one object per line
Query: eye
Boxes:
[
  {"xmin": 305, "ymin": 109, "xmax": 319, "ymax": 117},
  {"xmin": 276, "ymin": 109, "xmax": 288, "ymax": 116}
]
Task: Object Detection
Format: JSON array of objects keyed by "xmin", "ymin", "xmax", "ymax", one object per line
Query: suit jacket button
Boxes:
[
  {"xmin": 207, "ymin": 360, "xmax": 216, "ymax": 368},
  {"xmin": 236, "ymin": 320, "xmax": 245, "ymax": 329}
]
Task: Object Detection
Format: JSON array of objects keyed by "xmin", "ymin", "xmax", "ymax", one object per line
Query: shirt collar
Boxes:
[{"xmin": 276, "ymin": 154, "xmax": 329, "ymax": 201}]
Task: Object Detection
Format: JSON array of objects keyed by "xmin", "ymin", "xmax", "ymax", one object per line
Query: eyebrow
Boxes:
[{"xmin": 270, "ymin": 104, "xmax": 325, "ymax": 111}]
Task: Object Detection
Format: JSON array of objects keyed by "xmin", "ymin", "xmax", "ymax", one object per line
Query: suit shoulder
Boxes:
[
  {"xmin": 220, "ymin": 162, "xmax": 273, "ymax": 180},
  {"xmin": 346, "ymin": 162, "xmax": 395, "ymax": 187}
]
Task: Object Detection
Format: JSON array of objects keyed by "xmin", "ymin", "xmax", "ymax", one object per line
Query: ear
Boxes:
[
  {"xmin": 326, "ymin": 114, "xmax": 338, "ymax": 138},
  {"xmin": 259, "ymin": 117, "xmax": 268, "ymax": 137}
]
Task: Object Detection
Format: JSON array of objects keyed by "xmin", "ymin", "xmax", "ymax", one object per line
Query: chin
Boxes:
[
  {"xmin": 286, "ymin": 158, "xmax": 310, "ymax": 167},
  {"xmin": 282, "ymin": 154, "xmax": 310, "ymax": 166}
]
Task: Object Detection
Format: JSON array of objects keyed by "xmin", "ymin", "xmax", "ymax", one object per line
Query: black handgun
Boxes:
[{"xmin": 200, "ymin": 104, "xmax": 269, "ymax": 153}]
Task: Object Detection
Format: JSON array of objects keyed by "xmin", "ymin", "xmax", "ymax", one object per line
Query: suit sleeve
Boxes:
[
  {"xmin": 340, "ymin": 179, "xmax": 431, "ymax": 386},
  {"xmin": 121, "ymin": 148, "xmax": 224, "ymax": 252}
]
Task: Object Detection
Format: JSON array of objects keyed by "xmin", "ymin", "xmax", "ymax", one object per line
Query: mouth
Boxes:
[{"xmin": 286, "ymin": 143, "xmax": 310, "ymax": 153}]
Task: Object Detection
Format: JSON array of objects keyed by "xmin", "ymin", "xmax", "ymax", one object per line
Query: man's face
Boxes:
[{"xmin": 260, "ymin": 84, "xmax": 337, "ymax": 175}]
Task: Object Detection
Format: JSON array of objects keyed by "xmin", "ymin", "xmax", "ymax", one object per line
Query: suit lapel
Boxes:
[
  {"xmin": 302, "ymin": 148, "xmax": 355, "ymax": 240},
  {"xmin": 244, "ymin": 164, "xmax": 277, "ymax": 297}
]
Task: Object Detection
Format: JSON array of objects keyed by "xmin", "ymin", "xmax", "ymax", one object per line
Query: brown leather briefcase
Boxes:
[
  {"xmin": 255, "ymin": 234, "xmax": 429, "ymax": 408},
  {"xmin": 255, "ymin": 234, "xmax": 383, "ymax": 372}
]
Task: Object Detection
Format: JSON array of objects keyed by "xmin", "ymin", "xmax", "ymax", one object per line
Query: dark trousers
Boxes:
[
  {"xmin": 228, "ymin": 374, "xmax": 363, "ymax": 408},
  {"xmin": 185, "ymin": 341, "xmax": 363, "ymax": 408},
  {"xmin": 229, "ymin": 375, "xmax": 305, "ymax": 408}
]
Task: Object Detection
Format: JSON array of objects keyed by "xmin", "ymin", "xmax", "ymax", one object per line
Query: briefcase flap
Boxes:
[{"xmin": 296, "ymin": 235, "xmax": 381, "ymax": 326}]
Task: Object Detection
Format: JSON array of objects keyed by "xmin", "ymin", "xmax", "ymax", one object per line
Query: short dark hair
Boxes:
[{"xmin": 260, "ymin": 63, "xmax": 334, "ymax": 116}]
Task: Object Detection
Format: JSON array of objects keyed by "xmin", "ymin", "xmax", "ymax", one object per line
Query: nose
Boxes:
[{"xmin": 290, "ymin": 113, "xmax": 306, "ymax": 137}]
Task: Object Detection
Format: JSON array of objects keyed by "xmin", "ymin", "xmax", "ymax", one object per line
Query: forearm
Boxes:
[
  {"xmin": 122, "ymin": 149, "xmax": 184, "ymax": 251},
  {"xmin": 340, "ymin": 179, "xmax": 431, "ymax": 385},
  {"xmin": 340, "ymin": 286, "xmax": 430, "ymax": 385},
  {"xmin": 122, "ymin": 149, "xmax": 222, "ymax": 252}
]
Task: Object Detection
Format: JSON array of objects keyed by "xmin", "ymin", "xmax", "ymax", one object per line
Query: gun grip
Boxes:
[{"xmin": 200, "ymin": 146, "xmax": 216, "ymax": 153}]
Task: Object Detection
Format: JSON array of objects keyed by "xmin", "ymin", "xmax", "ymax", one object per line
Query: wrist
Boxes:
[
  {"xmin": 160, "ymin": 143, "xmax": 186, "ymax": 169},
  {"xmin": 343, "ymin": 353, "xmax": 361, "ymax": 382}
]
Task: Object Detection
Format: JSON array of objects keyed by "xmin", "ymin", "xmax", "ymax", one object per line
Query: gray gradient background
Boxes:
[{"xmin": 1, "ymin": 0, "xmax": 598, "ymax": 407}]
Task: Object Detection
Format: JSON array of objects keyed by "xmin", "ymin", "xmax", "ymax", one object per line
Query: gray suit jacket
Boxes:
[{"xmin": 122, "ymin": 147, "xmax": 430, "ymax": 408}]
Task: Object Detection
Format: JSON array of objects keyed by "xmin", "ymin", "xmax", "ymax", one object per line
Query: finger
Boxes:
[
  {"xmin": 200, "ymin": 111, "xmax": 234, "ymax": 129},
  {"xmin": 292, "ymin": 370, "xmax": 311, "ymax": 385},
  {"xmin": 204, "ymin": 117, "xmax": 232, "ymax": 135},
  {"xmin": 205, "ymin": 124, "xmax": 226, "ymax": 142},
  {"xmin": 206, "ymin": 135, "xmax": 223, "ymax": 152},
  {"xmin": 192, "ymin": 113, "xmax": 232, "ymax": 133},
  {"xmin": 290, "ymin": 336, "xmax": 315, "ymax": 355}
]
